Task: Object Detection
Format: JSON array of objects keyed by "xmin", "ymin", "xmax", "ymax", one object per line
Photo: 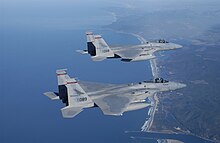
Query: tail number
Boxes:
[
  {"xmin": 101, "ymin": 49, "xmax": 110, "ymax": 53},
  {"xmin": 77, "ymin": 97, "xmax": 87, "ymax": 102}
]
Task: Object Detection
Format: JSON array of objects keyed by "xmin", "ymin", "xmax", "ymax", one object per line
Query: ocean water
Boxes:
[
  {"xmin": 1, "ymin": 26, "xmax": 153, "ymax": 143},
  {"xmin": 1, "ymin": 1, "xmax": 154, "ymax": 143}
]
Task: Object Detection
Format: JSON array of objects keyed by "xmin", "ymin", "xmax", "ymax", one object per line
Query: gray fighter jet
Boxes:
[
  {"xmin": 44, "ymin": 69, "xmax": 186, "ymax": 118},
  {"xmin": 77, "ymin": 32, "xmax": 182, "ymax": 62}
]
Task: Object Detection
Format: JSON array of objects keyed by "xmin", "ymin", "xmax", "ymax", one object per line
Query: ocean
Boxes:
[{"xmin": 1, "ymin": 1, "xmax": 153, "ymax": 143}]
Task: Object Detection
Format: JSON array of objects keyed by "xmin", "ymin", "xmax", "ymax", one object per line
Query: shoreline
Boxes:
[
  {"xmin": 126, "ymin": 131, "xmax": 216, "ymax": 143},
  {"xmin": 103, "ymin": 5, "xmax": 219, "ymax": 142},
  {"xmin": 105, "ymin": 28, "xmax": 217, "ymax": 143}
]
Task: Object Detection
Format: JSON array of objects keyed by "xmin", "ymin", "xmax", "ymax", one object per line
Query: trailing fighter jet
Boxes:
[
  {"xmin": 76, "ymin": 32, "xmax": 183, "ymax": 62},
  {"xmin": 44, "ymin": 69, "xmax": 186, "ymax": 118}
]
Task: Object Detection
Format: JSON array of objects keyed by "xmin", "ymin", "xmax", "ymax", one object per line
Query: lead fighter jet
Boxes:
[
  {"xmin": 77, "ymin": 32, "xmax": 182, "ymax": 62},
  {"xmin": 44, "ymin": 69, "xmax": 186, "ymax": 118}
]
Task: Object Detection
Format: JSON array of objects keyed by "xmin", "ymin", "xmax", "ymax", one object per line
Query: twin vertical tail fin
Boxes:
[
  {"xmin": 61, "ymin": 78, "xmax": 94, "ymax": 118},
  {"xmin": 44, "ymin": 69, "xmax": 70, "ymax": 105},
  {"xmin": 44, "ymin": 69, "xmax": 94, "ymax": 118},
  {"xmin": 56, "ymin": 69, "xmax": 70, "ymax": 105},
  {"xmin": 86, "ymin": 32, "xmax": 114, "ymax": 61},
  {"xmin": 86, "ymin": 32, "xmax": 96, "ymax": 56},
  {"xmin": 44, "ymin": 69, "xmax": 69, "ymax": 101}
]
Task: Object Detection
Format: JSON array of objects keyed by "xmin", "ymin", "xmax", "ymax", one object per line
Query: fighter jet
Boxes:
[
  {"xmin": 44, "ymin": 69, "xmax": 186, "ymax": 118},
  {"xmin": 77, "ymin": 32, "xmax": 183, "ymax": 62}
]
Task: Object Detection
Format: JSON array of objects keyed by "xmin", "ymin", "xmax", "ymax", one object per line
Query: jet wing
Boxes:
[
  {"xmin": 78, "ymin": 81, "xmax": 134, "ymax": 115},
  {"xmin": 92, "ymin": 91, "xmax": 135, "ymax": 116},
  {"xmin": 78, "ymin": 81, "xmax": 151, "ymax": 116},
  {"xmin": 116, "ymin": 48, "xmax": 142, "ymax": 58},
  {"xmin": 115, "ymin": 47, "xmax": 156, "ymax": 61},
  {"xmin": 78, "ymin": 81, "xmax": 117, "ymax": 93}
]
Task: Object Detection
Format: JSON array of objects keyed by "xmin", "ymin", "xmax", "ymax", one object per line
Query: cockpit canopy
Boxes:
[
  {"xmin": 154, "ymin": 78, "xmax": 168, "ymax": 83},
  {"xmin": 140, "ymin": 78, "xmax": 169, "ymax": 84},
  {"xmin": 157, "ymin": 39, "xmax": 169, "ymax": 43}
]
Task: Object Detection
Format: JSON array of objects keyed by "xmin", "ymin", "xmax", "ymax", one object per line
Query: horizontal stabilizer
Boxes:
[
  {"xmin": 44, "ymin": 92, "xmax": 59, "ymax": 100},
  {"xmin": 76, "ymin": 50, "xmax": 88, "ymax": 55},
  {"xmin": 61, "ymin": 106, "xmax": 83, "ymax": 118},
  {"xmin": 91, "ymin": 56, "xmax": 106, "ymax": 61}
]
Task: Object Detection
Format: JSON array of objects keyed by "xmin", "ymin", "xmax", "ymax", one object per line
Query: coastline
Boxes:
[
  {"xmin": 103, "ymin": 14, "xmax": 217, "ymax": 142},
  {"xmin": 126, "ymin": 32, "xmax": 217, "ymax": 143},
  {"xmin": 126, "ymin": 131, "xmax": 215, "ymax": 143}
]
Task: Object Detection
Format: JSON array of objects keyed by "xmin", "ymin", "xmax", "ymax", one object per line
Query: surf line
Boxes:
[{"xmin": 131, "ymin": 33, "xmax": 160, "ymax": 131}]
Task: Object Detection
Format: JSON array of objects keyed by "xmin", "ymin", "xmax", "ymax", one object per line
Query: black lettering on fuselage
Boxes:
[
  {"xmin": 77, "ymin": 97, "xmax": 87, "ymax": 102},
  {"xmin": 101, "ymin": 49, "xmax": 110, "ymax": 53}
]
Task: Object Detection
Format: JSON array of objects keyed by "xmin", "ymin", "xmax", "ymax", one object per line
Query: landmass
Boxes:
[
  {"xmin": 105, "ymin": 0, "xmax": 220, "ymax": 142},
  {"xmin": 150, "ymin": 29, "xmax": 220, "ymax": 142}
]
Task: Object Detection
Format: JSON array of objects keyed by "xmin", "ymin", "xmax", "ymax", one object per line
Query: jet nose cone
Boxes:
[
  {"xmin": 175, "ymin": 44, "xmax": 183, "ymax": 49},
  {"xmin": 178, "ymin": 83, "xmax": 187, "ymax": 89}
]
